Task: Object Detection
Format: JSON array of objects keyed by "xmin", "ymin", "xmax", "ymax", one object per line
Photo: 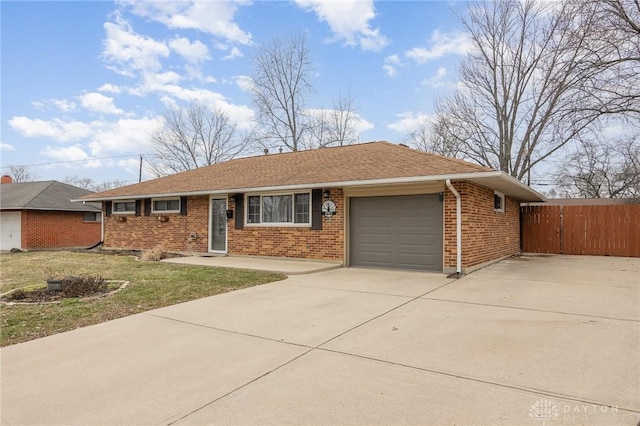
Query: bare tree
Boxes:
[
  {"xmin": 433, "ymin": 0, "xmax": 603, "ymax": 182},
  {"xmin": 306, "ymin": 93, "xmax": 360, "ymax": 148},
  {"xmin": 8, "ymin": 165, "xmax": 39, "ymax": 182},
  {"xmin": 250, "ymin": 34, "xmax": 313, "ymax": 152},
  {"xmin": 581, "ymin": 0, "xmax": 640, "ymax": 117},
  {"xmin": 406, "ymin": 114, "xmax": 464, "ymax": 158},
  {"xmin": 554, "ymin": 134, "xmax": 640, "ymax": 198},
  {"xmin": 63, "ymin": 176, "xmax": 128, "ymax": 192},
  {"xmin": 148, "ymin": 104, "xmax": 248, "ymax": 176},
  {"xmin": 64, "ymin": 176, "xmax": 94, "ymax": 190}
]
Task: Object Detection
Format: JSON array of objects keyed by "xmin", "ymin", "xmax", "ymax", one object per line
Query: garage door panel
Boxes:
[
  {"xmin": 350, "ymin": 195, "xmax": 442, "ymax": 271},
  {"xmin": 0, "ymin": 212, "xmax": 22, "ymax": 251}
]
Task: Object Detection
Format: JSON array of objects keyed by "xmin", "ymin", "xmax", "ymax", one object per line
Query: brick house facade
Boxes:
[
  {"xmin": 85, "ymin": 142, "xmax": 543, "ymax": 273},
  {"xmin": 1, "ymin": 178, "xmax": 103, "ymax": 251}
]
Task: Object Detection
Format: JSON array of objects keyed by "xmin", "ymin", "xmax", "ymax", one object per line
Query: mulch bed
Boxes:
[{"xmin": 1, "ymin": 281, "xmax": 128, "ymax": 305}]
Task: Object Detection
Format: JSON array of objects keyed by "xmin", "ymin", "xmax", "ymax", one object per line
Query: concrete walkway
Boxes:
[
  {"xmin": 1, "ymin": 255, "xmax": 639, "ymax": 425},
  {"xmin": 162, "ymin": 255, "xmax": 342, "ymax": 274}
]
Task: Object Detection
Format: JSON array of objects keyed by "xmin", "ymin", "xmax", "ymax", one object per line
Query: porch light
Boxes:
[{"xmin": 323, "ymin": 190, "xmax": 330, "ymax": 198}]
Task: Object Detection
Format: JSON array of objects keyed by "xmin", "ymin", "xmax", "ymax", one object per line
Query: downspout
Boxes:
[{"xmin": 445, "ymin": 179, "xmax": 462, "ymax": 276}]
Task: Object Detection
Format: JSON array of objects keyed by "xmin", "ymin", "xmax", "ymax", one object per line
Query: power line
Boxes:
[{"xmin": 1, "ymin": 153, "xmax": 157, "ymax": 169}]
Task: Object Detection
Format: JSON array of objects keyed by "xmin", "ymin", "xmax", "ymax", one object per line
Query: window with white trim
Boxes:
[
  {"xmin": 113, "ymin": 200, "xmax": 136, "ymax": 214},
  {"xmin": 152, "ymin": 197, "xmax": 181, "ymax": 213},
  {"xmin": 246, "ymin": 193, "xmax": 311, "ymax": 225},
  {"xmin": 494, "ymin": 191, "xmax": 505, "ymax": 213}
]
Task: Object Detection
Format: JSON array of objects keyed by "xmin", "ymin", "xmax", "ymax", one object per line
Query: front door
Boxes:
[{"xmin": 210, "ymin": 198, "xmax": 227, "ymax": 252}]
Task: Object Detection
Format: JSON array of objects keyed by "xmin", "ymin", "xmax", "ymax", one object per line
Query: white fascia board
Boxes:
[{"xmin": 73, "ymin": 171, "xmax": 545, "ymax": 202}]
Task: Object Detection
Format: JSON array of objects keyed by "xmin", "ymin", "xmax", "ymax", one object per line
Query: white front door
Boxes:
[
  {"xmin": 209, "ymin": 198, "xmax": 227, "ymax": 252},
  {"xmin": 0, "ymin": 212, "xmax": 22, "ymax": 250}
]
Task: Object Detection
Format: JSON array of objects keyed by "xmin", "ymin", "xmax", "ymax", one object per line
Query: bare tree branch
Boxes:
[
  {"xmin": 432, "ymin": 0, "xmax": 607, "ymax": 182},
  {"xmin": 250, "ymin": 34, "xmax": 313, "ymax": 152},
  {"xmin": 148, "ymin": 104, "xmax": 248, "ymax": 177},
  {"xmin": 554, "ymin": 133, "xmax": 640, "ymax": 198},
  {"xmin": 305, "ymin": 92, "xmax": 360, "ymax": 148},
  {"xmin": 7, "ymin": 165, "xmax": 39, "ymax": 182}
]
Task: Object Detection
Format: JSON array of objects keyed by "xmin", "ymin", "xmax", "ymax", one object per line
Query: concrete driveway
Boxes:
[{"xmin": 2, "ymin": 255, "xmax": 639, "ymax": 425}]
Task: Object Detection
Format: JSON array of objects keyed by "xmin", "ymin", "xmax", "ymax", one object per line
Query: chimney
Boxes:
[
  {"xmin": 1, "ymin": 175, "xmax": 13, "ymax": 184},
  {"xmin": 263, "ymin": 148, "xmax": 269, "ymax": 155}
]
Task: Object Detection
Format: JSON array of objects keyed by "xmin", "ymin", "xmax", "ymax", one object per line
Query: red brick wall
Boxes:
[
  {"xmin": 103, "ymin": 192, "xmax": 344, "ymax": 261},
  {"xmin": 104, "ymin": 196, "xmax": 209, "ymax": 252},
  {"xmin": 21, "ymin": 210, "xmax": 102, "ymax": 249},
  {"xmin": 444, "ymin": 181, "xmax": 520, "ymax": 271},
  {"xmin": 228, "ymin": 188, "xmax": 344, "ymax": 261}
]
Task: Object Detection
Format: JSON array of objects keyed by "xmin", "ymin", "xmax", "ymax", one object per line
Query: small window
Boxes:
[
  {"xmin": 294, "ymin": 193, "xmax": 310, "ymax": 223},
  {"xmin": 152, "ymin": 198, "xmax": 180, "ymax": 213},
  {"xmin": 494, "ymin": 191, "xmax": 505, "ymax": 213},
  {"xmin": 83, "ymin": 212, "xmax": 102, "ymax": 222},
  {"xmin": 113, "ymin": 200, "xmax": 136, "ymax": 214},
  {"xmin": 247, "ymin": 196, "xmax": 261, "ymax": 223}
]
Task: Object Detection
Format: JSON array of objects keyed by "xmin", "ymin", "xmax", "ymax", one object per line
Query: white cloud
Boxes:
[
  {"xmin": 119, "ymin": 0, "xmax": 253, "ymax": 45},
  {"xmin": 1, "ymin": 143, "xmax": 15, "ymax": 151},
  {"xmin": 9, "ymin": 117, "xmax": 93, "ymax": 142},
  {"xmin": 87, "ymin": 117, "xmax": 161, "ymax": 157},
  {"xmin": 305, "ymin": 108, "xmax": 374, "ymax": 135},
  {"xmin": 387, "ymin": 111, "xmax": 430, "ymax": 134},
  {"xmin": 155, "ymin": 85, "xmax": 255, "ymax": 128},
  {"xmin": 79, "ymin": 92, "xmax": 124, "ymax": 115},
  {"xmin": 421, "ymin": 66, "xmax": 454, "ymax": 89},
  {"xmin": 405, "ymin": 30, "xmax": 472, "ymax": 64},
  {"xmin": 169, "ymin": 37, "xmax": 210, "ymax": 63},
  {"xmin": 295, "ymin": 0, "xmax": 388, "ymax": 51},
  {"xmin": 102, "ymin": 15, "xmax": 170, "ymax": 76},
  {"xmin": 234, "ymin": 75, "xmax": 254, "ymax": 92},
  {"xmin": 41, "ymin": 145, "xmax": 104, "ymax": 169},
  {"xmin": 98, "ymin": 84, "xmax": 122, "ymax": 94},
  {"xmin": 383, "ymin": 54, "xmax": 403, "ymax": 77},
  {"xmin": 223, "ymin": 46, "xmax": 243, "ymax": 60},
  {"xmin": 31, "ymin": 99, "xmax": 77, "ymax": 112}
]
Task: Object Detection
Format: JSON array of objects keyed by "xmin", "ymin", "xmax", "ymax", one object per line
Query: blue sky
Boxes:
[{"xmin": 1, "ymin": 0, "xmax": 472, "ymax": 187}]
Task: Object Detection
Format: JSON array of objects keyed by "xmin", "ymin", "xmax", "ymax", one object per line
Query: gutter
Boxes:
[{"xmin": 445, "ymin": 179, "xmax": 462, "ymax": 276}]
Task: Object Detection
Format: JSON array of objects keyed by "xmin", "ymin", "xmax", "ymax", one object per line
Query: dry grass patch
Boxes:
[{"xmin": 0, "ymin": 251, "xmax": 285, "ymax": 347}]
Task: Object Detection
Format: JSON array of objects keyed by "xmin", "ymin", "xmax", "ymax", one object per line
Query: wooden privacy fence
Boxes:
[{"xmin": 521, "ymin": 204, "xmax": 640, "ymax": 257}]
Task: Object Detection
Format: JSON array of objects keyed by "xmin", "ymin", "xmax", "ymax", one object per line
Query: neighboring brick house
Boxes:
[
  {"xmin": 79, "ymin": 142, "xmax": 545, "ymax": 273},
  {"xmin": 0, "ymin": 177, "xmax": 102, "ymax": 250}
]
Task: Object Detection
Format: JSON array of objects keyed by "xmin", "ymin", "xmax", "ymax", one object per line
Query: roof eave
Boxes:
[{"xmin": 75, "ymin": 171, "xmax": 545, "ymax": 203}]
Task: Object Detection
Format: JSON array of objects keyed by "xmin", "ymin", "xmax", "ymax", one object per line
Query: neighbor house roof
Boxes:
[
  {"xmin": 79, "ymin": 141, "xmax": 545, "ymax": 202},
  {"xmin": 1, "ymin": 181, "xmax": 102, "ymax": 212}
]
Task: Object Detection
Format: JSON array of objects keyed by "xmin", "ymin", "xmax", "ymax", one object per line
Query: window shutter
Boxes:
[
  {"xmin": 144, "ymin": 199, "xmax": 151, "ymax": 216},
  {"xmin": 180, "ymin": 196, "xmax": 188, "ymax": 215},
  {"xmin": 105, "ymin": 201, "xmax": 112, "ymax": 217},
  {"xmin": 311, "ymin": 189, "xmax": 322, "ymax": 230},
  {"xmin": 235, "ymin": 193, "xmax": 244, "ymax": 230},
  {"xmin": 135, "ymin": 200, "xmax": 141, "ymax": 216}
]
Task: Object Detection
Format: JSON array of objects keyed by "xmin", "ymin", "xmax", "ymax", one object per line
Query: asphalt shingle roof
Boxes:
[
  {"xmin": 0, "ymin": 181, "xmax": 101, "ymax": 212},
  {"xmin": 82, "ymin": 141, "xmax": 493, "ymax": 200}
]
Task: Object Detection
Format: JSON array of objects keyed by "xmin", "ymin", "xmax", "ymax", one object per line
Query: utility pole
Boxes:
[{"xmin": 138, "ymin": 155, "xmax": 143, "ymax": 183}]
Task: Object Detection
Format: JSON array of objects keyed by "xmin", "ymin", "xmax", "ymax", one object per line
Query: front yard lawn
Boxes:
[{"xmin": 0, "ymin": 251, "xmax": 285, "ymax": 347}]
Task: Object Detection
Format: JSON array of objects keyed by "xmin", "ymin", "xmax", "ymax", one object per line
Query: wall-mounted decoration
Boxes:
[{"xmin": 321, "ymin": 199, "xmax": 337, "ymax": 217}]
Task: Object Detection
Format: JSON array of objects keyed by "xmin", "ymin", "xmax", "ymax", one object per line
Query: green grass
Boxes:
[{"xmin": 0, "ymin": 251, "xmax": 285, "ymax": 347}]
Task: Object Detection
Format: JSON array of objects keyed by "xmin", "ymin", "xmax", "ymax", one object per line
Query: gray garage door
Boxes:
[{"xmin": 349, "ymin": 194, "xmax": 443, "ymax": 271}]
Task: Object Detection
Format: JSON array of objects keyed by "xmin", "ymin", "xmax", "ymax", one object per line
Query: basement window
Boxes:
[
  {"xmin": 494, "ymin": 191, "xmax": 505, "ymax": 213},
  {"xmin": 152, "ymin": 197, "xmax": 181, "ymax": 213},
  {"xmin": 113, "ymin": 200, "xmax": 136, "ymax": 214}
]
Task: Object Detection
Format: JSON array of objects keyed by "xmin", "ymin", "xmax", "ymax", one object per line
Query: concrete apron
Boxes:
[
  {"xmin": 1, "ymin": 257, "xmax": 639, "ymax": 425},
  {"xmin": 161, "ymin": 255, "xmax": 342, "ymax": 275}
]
